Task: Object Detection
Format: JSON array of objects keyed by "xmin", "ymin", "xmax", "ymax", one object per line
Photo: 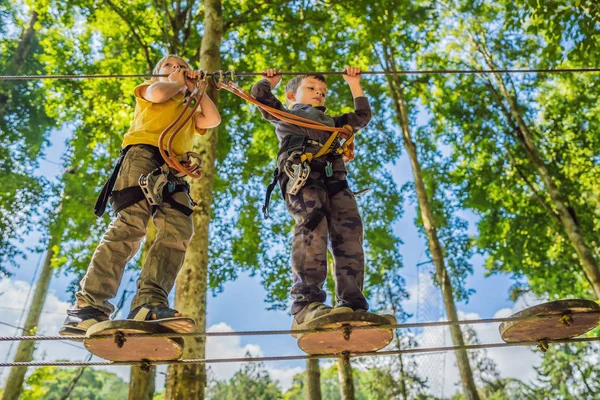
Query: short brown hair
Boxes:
[{"xmin": 285, "ymin": 74, "xmax": 327, "ymax": 94}]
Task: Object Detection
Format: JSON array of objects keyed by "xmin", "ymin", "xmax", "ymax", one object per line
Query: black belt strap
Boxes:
[
  {"xmin": 262, "ymin": 167, "xmax": 279, "ymax": 219},
  {"xmin": 305, "ymin": 209, "xmax": 326, "ymax": 231},
  {"xmin": 326, "ymin": 180, "xmax": 349, "ymax": 198},
  {"xmin": 110, "ymin": 183, "xmax": 193, "ymax": 216},
  {"xmin": 94, "ymin": 146, "xmax": 131, "ymax": 217},
  {"xmin": 94, "ymin": 145, "xmax": 185, "ymax": 217}
]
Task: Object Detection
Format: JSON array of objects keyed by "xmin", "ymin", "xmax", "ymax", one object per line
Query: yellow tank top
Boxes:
[{"xmin": 122, "ymin": 80, "xmax": 206, "ymax": 156}]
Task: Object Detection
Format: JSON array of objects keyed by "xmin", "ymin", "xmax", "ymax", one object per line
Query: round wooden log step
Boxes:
[
  {"xmin": 84, "ymin": 320, "xmax": 184, "ymax": 362},
  {"xmin": 499, "ymin": 299, "xmax": 600, "ymax": 343},
  {"xmin": 297, "ymin": 312, "xmax": 394, "ymax": 355}
]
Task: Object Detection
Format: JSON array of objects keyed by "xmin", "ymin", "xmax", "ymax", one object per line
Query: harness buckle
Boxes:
[
  {"xmin": 325, "ymin": 161, "xmax": 333, "ymax": 177},
  {"xmin": 284, "ymin": 151, "xmax": 310, "ymax": 196},
  {"xmin": 138, "ymin": 166, "xmax": 169, "ymax": 206}
]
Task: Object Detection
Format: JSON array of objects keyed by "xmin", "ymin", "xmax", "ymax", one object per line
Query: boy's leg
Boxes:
[
  {"xmin": 129, "ymin": 187, "xmax": 194, "ymax": 310},
  {"xmin": 75, "ymin": 146, "xmax": 155, "ymax": 315},
  {"xmin": 286, "ymin": 183, "xmax": 330, "ymax": 316},
  {"xmin": 327, "ymin": 173, "xmax": 368, "ymax": 311}
]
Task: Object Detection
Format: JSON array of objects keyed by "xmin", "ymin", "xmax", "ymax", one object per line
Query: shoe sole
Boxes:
[
  {"xmin": 138, "ymin": 317, "xmax": 196, "ymax": 334},
  {"xmin": 59, "ymin": 326, "xmax": 86, "ymax": 337},
  {"xmin": 291, "ymin": 306, "xmax": 354, "ymax": 337}
]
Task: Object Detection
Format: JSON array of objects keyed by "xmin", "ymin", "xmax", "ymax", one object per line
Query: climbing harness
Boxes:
[
  {"xmin": 157, "ymin": 71, "xmax": 208, "ymax": 179},
  {"xmin": 138, "ymin": 165, "xmax": 171, "ymax": 206},
  {"xmin": 207, "ymin": 70, "xmax": 357, "ymax": 217},
  {"xmin": 93, "ymin": 145, "xmax": 195, "ymax": 217},
  {"xmin": 94, "ymin": 72, "xmax": 209, "ymax": 216}
]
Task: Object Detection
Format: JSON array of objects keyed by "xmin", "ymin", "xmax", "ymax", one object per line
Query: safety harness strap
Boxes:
[
  {"xmin": 301, "ymin": 180, "xmax": 349, "ymax": 231},
  {"xmin": 262, "ymin": 167, "xmax": 280, "ymax": 219},
  {"xmin": 94, "ymin": 146, "xmax": 132, "ymax": 217},
  {"xmin": 110, "ymin": 184, "xmax": 193, "ymax": 216}
]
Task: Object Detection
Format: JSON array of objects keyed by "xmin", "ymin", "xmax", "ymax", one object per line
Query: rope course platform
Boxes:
[
  {"xmin": 0, "ymin": 300, "xmax": 598, "ymax": 368},
  {"xmin": 0, "ymin": 336, "xmax": 598, "ymax": 368}
]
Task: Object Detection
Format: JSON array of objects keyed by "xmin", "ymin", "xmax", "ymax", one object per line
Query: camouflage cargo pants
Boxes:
[
  {"xmin": 76, "ymin": 145, "xmax": 194, "ymax": 315},
  {"xmin": 286, "ymin": 170, "xmax": 368, "ymax": 315}
]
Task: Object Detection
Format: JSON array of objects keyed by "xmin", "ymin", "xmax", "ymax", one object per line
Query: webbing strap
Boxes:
[
  {"xmin": 94, "ymin": 146, "xmax": 131, "ymax": 217},
  {"xmin": 297, "ymin": 125, "xmax": 354, "ymax": 164},
  {"xmin": 262, "ymin": 168, "xmax": 280, "ymax": 219},
  {"xmin": 109, "ymin": 184, "xmax": 193, "ymax": 216}
]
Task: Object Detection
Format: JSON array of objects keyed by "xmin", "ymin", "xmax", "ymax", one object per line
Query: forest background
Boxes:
[{"xmin": 1, "ymin": 0, "xmax": 599, "ymax": 399}]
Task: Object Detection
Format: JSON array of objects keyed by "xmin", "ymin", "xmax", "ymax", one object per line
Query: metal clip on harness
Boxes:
[
  {"xmin": 139, "ymin": 165, "xmax": 170, "ymax": 206},
  {"xmin": 284, "ymin": 152, "xmax": 311, "ymax": 196}
]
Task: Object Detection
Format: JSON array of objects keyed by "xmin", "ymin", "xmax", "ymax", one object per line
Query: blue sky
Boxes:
[{"xmin": 0, "ymin": 112, "xmax": 534, "ymax": 397}]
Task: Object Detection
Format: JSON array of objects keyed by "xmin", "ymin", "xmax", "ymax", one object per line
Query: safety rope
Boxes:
[
  {"xmin": 2, "ymin": 309, "xmax": 599, "ymax": 342},
  {"xmin": 1, "ymin": 67, "xmax": 600, "ymax": 81},
  {"xmin": 157, "ymin": 76, "xmax": 207, "ymax": 179},
  {"xmin": 0, "ymin": 335, "xmax": 598, "ymax": 368},
  {"xmin": 212, "ymin": 71, "xmax": 355, "ymax": 161}
]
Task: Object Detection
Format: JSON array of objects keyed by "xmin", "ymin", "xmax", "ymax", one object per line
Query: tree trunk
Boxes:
[
  {"xmin": 337, "ymin": 359, "xmax": 355, "ymax": 400},
  {"xmin": 468, "ymin": 31, "xmax": 600, "ymax": 299},
  {"xmin": 128, "ymin": 221, "xmax": 157, "ymax": 400},
  {"xmin": 327, "ymin": 257, "xmax": 355, "ymax": 400},
  {"xmin": 128, "ymin": 367, "xmax": 156, "ymax": 400},
  {"xmin": 0, "ymin": 11, "xmax": 38, "ymax": 120},
  {"xmin": 164, "ymin": 1, "xmax": 223, "ymax": 398},
  {"xmin": 388, "ymin": 286, "xmax": 408, "ymax": 400},
  {"xmin": 1, "ymin": 247, "xmax": 54, "ymax": 400},
  {"xmin": 306, "ymin": 359, "xmax": 322, "ymax": 400},
  {"xmin": 386, "ymin": 75, "xmax": 480, "ymax": 400}
]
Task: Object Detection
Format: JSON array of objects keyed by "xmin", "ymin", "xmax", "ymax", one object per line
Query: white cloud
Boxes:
[
  {"xmin": 0, "ymin": 278, "xmax": 89, "ymax": 385},
  {"xmin": 0, "ymin": 279, "xmax": 302, "ymax": 394},
  {"xmin": 204, "ymin": 322, "xmax": 303, "ymax": 392}
]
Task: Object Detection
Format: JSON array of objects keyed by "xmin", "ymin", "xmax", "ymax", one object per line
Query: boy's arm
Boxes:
[
  {"xmin": 333, "ymin": 66, "xmax": 372, "ymax": 130},
  {"xmin": 250, "ymin": 70, "xmax": 286, "ymax": 122},
  {"xmin": 140, "ymin": 67, "xmax": 188, "ymax": 103},
  {"xmin": 194, "ymin": 94, "xmax": 221, "ymax": 130}
]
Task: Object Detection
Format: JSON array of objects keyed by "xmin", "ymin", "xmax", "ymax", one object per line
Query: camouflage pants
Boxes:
[
  {"xmin": 76, "ymin": 145, "xmax": 194, "ymax": 315},
  {"xmin": 286, "ymin": 170, "xmax": 368, "ymax": 315}
]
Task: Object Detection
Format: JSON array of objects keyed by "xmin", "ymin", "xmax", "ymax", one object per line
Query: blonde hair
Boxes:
[{"xmin": 152, "ymin": 54, "xmax": 191, "ymax": 81}]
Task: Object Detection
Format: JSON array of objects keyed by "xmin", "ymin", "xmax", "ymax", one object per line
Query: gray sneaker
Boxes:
[{"xmin": 291, "ymin": 302, "xmax": 353, "ymax": 333}]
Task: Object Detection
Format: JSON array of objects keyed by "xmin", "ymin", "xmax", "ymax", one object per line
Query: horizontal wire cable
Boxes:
[
  {"xmin": 0, "ymin": 336, "xmax": 597, "ymax": 368},
  {"xmin": 1, "ymin": 309, "xmax": 598, "ymax": 342},
  {"xmin": 1, "ymin": 67, "xmax": 600, "ymax": 81}
]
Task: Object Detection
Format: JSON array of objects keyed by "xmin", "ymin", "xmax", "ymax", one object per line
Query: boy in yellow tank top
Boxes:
[{"xmin": 60, "ymin": 55, "xmax": 220, "ymax": 335}]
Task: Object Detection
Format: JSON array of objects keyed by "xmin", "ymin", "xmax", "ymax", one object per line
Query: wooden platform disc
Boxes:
[
  {"xmin": 297, "ymin": 312, "xmax": 394, "ymax": 355},
  {"xmin": 84, "ymin": 320, "xmax": 184, "ymax": 362},
  {"xmin": 499, "ymin": 299, "xmax": 600, "ymax": 343}
]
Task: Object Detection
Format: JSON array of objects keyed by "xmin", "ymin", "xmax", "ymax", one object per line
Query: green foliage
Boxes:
[
  {"xmin": 19, "ymin": 366, "xmax": 128, "ymax": 399},
  {"xmin": 284, "ymin": 361, "xmax": 432, "ymax": 400},
  {"xmin": 530, "ymin": 342, "xmax": 600, "ymax": 399},
  {"xmin": 207, "ymin": 361, "xmax": 283, "ymax": 400},
  {"xmin": 420, "ymin": 0, "xmax": 600, "ymax": 299},
  {"xmin": 507, "ymin": 0, "xmax": 600, "ymax": 66},
  {"xmin": 0, "ymin": 3, "xmax": 56, "ymax": 273}
]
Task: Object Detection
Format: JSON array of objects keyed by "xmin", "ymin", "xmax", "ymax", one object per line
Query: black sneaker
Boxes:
[{"xmin": 59, "ymin": 306, "xmax": 109, "ymax": 336}]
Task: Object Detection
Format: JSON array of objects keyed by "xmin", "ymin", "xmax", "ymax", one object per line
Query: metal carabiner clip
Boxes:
[
  {"xmin": 284, "ymin": 152, "xmax": 310, "ymax": 196},
  {"xmin": 212, "ymin": 70, "xmax": 224, "ymax": 88},
  {"xmin": 224, "ymin": 70, "xmax": 236, "ymax": 86}
]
